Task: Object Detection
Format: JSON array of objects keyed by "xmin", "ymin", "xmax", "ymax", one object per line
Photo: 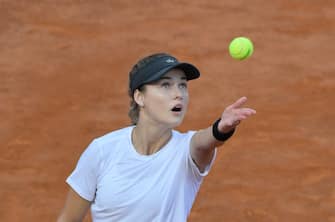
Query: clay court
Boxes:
[{"xmin": 1, "ymin": 0, "xmax": 335, "ymax": 221}]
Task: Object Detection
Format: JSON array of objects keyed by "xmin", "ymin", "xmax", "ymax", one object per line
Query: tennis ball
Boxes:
[{"xmin": 229, "ymin": 37, "xmax": 254, "ymax": 60}]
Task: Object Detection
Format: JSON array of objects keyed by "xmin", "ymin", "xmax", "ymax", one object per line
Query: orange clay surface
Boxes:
[{"xmin": 1, "ymin": 1, "xmax": 335, "ymax": 221}]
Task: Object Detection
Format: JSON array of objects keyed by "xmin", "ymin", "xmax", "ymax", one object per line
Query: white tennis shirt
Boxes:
[{"xmin": 66, "ymin": 126, "xmax": 216, "ymax": 222}]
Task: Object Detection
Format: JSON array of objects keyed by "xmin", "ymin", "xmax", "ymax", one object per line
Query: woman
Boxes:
[{"xmin": 57, "ymin": 53, "xmax": 256, "ymax": 222}]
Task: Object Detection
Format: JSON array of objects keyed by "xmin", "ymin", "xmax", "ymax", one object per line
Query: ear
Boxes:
[{"xmin": 133, "ymin": 89, "xmax": 144, "ymax": 107}]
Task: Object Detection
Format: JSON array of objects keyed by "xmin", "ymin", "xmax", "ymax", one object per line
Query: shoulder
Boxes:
[
  {"xmin": 78, "ymin": 126, "xmax": 134, "ymax": 171},
  {"xmin": 172, "ymin": 130, "xmax": 196, "ymax": 143},
  {"xmin": 94, "ymin": 126, "xmax": 134, "ymax": 147},
  {"xmin": 87, "ymin": 126, "xmax": 134, "ymax": 159}
]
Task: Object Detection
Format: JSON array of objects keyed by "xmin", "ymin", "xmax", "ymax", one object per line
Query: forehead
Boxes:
[{"xmin": 161, "ymin": 69, "xmax": 186, "ymax": 79}]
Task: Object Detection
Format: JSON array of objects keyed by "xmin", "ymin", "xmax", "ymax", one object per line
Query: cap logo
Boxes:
[{"xmin": 165, "ymin": 58, "xmax": 176, "ymax": 63}]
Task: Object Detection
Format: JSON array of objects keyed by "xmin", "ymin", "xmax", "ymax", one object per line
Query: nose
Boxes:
[{"xmin": 172, "ymin": 85, "xmax": 183, "ymax": 100}]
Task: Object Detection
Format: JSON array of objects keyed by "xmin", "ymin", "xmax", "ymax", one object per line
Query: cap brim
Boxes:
[
  {"xmin": 174, "ymin": 63, "xmax": 200, "ymax": 80},
  {"xmin": 142, "ymin": 62, "xmax": 200, "ymax": 85}
]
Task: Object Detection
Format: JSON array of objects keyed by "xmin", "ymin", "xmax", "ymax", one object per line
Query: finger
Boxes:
[
  {"xmin": 228, "ymin": 96, "xmax": 248, "ymax": 109},
  {"xmin": 236, "ymin": 111, "xmax": 256, "ymax": 121},
  {"xmin": 239, "ymin": 108, "xmax": 257, "ymax": 115},
  {"xmin": 231, "ymin": 110, "xmax": 255, "ymax": 120},
  {"xmin": 237, "ymin": 115, "xmax": 249, "ymax": 120},
  {"xmin": 229, "ymin": 108, "xmax": 255, "ymax": 118}
]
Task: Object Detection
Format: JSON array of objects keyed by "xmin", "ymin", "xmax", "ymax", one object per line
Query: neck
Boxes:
[{"xmin": 132, "ymin": 122, "xmax": 172, "ymax": 155}]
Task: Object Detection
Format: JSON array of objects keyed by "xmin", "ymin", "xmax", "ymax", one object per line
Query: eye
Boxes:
[
  {"xmin": 161, "ymin": 82, "xmax": 171, "ymax": 88},
  {"xmin": 179, "ymin": 82, "xmax": 187, "ymax": 89}
]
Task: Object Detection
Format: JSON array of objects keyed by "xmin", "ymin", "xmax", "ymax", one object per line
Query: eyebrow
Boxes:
[{"xmin": 160, "ymin": 76, "xmax": 187, "ymax": 80}]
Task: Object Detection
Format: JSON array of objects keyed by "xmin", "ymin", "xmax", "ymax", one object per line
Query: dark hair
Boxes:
[{"xmin": 128, "ymin": 53, "xmax": 169, "ymax": 125}]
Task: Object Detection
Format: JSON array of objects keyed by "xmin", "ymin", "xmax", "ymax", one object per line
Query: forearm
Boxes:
[
  {"xmin": 190, "ymin": 97, "xmax": 256, "ymax": 172},
  {"xmin": 192, "ymin": 118, "xmax": 236, "ymax": 150},
  {"xmin": 192, "ymin": 126, "xmax": 226, "ymax": 151},
  {"xmin": 190, "ymin": 125, "xmax": 234, "ymax": 172}
]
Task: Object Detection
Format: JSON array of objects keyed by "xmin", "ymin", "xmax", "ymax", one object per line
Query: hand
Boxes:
[{"xmin": 218, "ymin": 97, "xmax": 256, "ymax": 133}]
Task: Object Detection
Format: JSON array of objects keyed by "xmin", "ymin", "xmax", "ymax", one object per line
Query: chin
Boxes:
[{"xmin": 168, "ymin": 116, "xmax": 185, "ymax": 128}]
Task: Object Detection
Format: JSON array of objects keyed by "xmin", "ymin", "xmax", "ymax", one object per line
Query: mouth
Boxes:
[{"xmin": 171, "ymin": 104, "xmax": 183, "ymax": 113}]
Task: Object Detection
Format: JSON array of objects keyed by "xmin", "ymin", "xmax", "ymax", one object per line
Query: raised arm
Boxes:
[
  {"xmin": 57, "ymin": 188, "xmax": 91, "ymax": 222},
  {"xmin": 190, "ymin": 97, "xmax": 256, "ymax": 172}
]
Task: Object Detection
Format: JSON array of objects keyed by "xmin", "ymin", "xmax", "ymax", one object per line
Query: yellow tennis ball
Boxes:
[{"xmin": 229, "ymin": 37, "xmax": 254, "ymax": 60}]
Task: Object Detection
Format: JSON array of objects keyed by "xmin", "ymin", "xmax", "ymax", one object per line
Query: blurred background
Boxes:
[{"xmin": 1, "ymin": 0, "xmax": 334, "ymax": 221}]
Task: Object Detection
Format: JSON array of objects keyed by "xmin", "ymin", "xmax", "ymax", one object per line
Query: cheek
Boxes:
[
  {"xmin": 144, "ymin": 91, "xmax": 168, "ymax": 107},
  {"xmin": 184, "ymin": 92, "xmax": 189, "ymax": 104}
]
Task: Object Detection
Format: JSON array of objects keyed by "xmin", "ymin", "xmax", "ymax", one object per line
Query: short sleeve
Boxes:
[
  {"xmin": 66, "ymin": 139, "xmax": 101, "ymax": 201},
  {"xmin": 187, "ymin": 147, "xmax": 217, "ymax": 182}
]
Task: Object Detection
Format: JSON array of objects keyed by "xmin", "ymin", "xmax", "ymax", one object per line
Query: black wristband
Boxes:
[{"xmin": 212, "ymin": 118, "xmax": 235, "ymax": 141}]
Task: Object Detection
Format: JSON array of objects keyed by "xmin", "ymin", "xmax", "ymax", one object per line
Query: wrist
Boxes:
[{"xmin": 212, "ymin": 118, "xmax": 235, "ymax": 141}]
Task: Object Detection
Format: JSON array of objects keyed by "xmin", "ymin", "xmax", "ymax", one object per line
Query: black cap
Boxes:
[{"xmin": 129, "ymin": 54, "xmax": 200, "ymax": 94}]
